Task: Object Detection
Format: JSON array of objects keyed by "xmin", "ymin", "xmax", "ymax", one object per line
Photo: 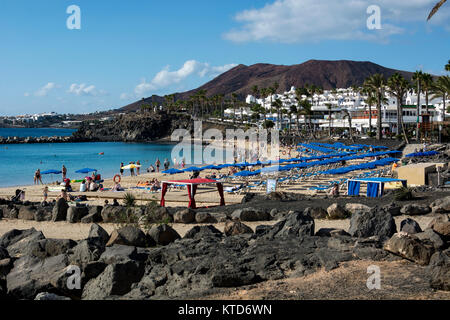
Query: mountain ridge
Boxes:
[{"xmin": 119, "ymin": 59, "xmax": 416, "ymax": 113}]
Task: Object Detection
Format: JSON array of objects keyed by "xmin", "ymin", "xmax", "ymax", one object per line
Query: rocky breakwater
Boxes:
[
  {"xmin": 0, "ymin": 199, "xmax": 449, "ymax": 300},
  {"xmin": 0, "ymin": 135, "xmax": 84, "ymax": 145},
  {"xmin": 72, "ymin": 112, "xmax": 193, "ymax": 143}
]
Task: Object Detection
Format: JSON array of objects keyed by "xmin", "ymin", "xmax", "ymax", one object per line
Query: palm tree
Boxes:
[
  {"xmin": 364, "ymin": 74, "xmax": 386, "ymax": 140},
  {"xmin": 387, "ymin": 73, "xmax": 410, "ymax": 142},
  {"xmin": 231, "ymin": 93, "xmax": 238, "ymax": 125},
  {"xmin": 413, "ymin": 71, "xmax": 424, "ymax": 141},
  {"xmin": 431, "ymin": 76, "xmax": 450, "ymax": 120},
  {"xmin": 446, "ymin": 60, "xmax": 450, "ymax": 72},
  {"xmin": 299, "ymin": 99, "xmax": 315, "ymax": 138},
  {"xmin": 342, "ymin": 109, "xmax": 354, "ymax": 142},
  {"xmin": 325, "ymin": 103, "xmax": 333, "ymax": 137},
  {"xmin": 428, "ymin": 0, "xmax": 447, "ymax": 20},
  {"xmin": 272, "ymin": 98, "xmax": 283, "ymax": 130},
  {"xmin": 364, "ymin": 91, "xmax": 377, "ymax": 135}
]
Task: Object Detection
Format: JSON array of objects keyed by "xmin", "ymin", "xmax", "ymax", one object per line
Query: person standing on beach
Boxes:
[
  {"xmin": 173, "ymin": 158, "xmax": 178, "ymax": 169},
  {"xmin": 34, "ymin": 169, "xmax": 43, "ymax": 185},
  {"xmin": 62, "ymin": 165, "xmax": 67, "ymax": 180},
  {"xmin": 136, "ymin": 160, "xmax": 141, "ymax": 175},
  {"xmin": 43, "ymin": 186, "xmax": 48, "ymax": 203},
  {"xmin": 155, "ymin": 158, "xmax": 161, "ymax": 172},
  {"xmin": 120, "ymin": 163, "xmax": 124, "ymax": 176},
  {"xmin": 129, "ymin": 162, "xmax": 135, "ymax": 176}
]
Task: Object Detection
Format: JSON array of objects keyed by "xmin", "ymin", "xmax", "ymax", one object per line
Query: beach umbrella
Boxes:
[
  {"xmin": 202, "ymin": 165, "xmax": 222, "ymax": 170},
  {"xmin": 162, "ymin": 168, "xmax": 184, "ymax": 175},
  {"xmin": 41, "ymin": 170, "xmax": 62, "ymax": 175},
  {"xmin": 233, "ymin": 170, "xmax": 258, "ymax": 177},
  {"xmin": 75, "ymin": 168, "xmax": 97, "ymax": 174},
  {"xmin": 121, "ymin": 164, "xmax": 142, "ymax": 170},
  {"xmin": 183, "ymin": 166, "xmax": 204, "ymax": 172}
]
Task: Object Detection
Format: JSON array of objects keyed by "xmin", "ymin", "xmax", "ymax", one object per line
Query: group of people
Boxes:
[{"xmin": 136, "ymin": 178, "xmax": 161, "ymax": 192}]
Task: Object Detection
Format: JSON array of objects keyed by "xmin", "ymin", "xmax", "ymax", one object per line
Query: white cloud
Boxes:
[
  {"xmin": 224, "ymin": 0, "xmax": 450, "ymax": 43},
  {"xmin": 24, "ymin": 92, "xmax": 30, "ymax": 97},
  {"xmin": 134, "ymin": 60, "xmax": 237, "ymax": 96},
  {"xmin": 68, "ymin": 83, "xmax": 107, "ymax": 96},
  {"xmin": 35, "ymin": 82, "xmax": 57, "ymax": 97}
]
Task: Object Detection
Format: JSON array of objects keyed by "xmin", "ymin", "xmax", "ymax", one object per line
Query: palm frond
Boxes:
[{"xmin": 427, "ymin": 0, "xmax": 447, "ymax": 20}]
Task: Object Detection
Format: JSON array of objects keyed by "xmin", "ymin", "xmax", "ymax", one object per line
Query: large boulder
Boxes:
[
  {"xmin": 18, "ymin": 205, "xmax": 37, "ymax": 221},
  {"xmin": 195, "ymin": 212, "xmax": 216, "ymax": 224},
  {"xmin": 345, "ymin": 203, "xmax": 371, "ymax": 215},
  {"xmin": 224, "ymin": 221, "xmax": 254, "ymax": 236},
  {"xmin": 315, "ymin": 228, "xmax": 350, "ymax": 237},
  {"xmin": 184, "ymin": 225, "xmax": 223, "ymax": 240},
  {"xmin": 400, "ymin": 218, "xmax": 422, "ymax": 234},
  {"xmin": 99, "ymin": 245, "xmax": 140, "ymax": 264},
  {"xmin": 382, "ymin": 202, "xmax": 402, "ymax": 216},
  {"xmin": 6, "ymin": 254, "xmax": 70, "ymax": 299},
  {"xmin": 348, "ymin": 209, "xmax": 396, "ymax": 239},
  {"xmin": 415, "ymin": 229, "xmax": 445, "ymax": 250},
  {"xmin": 0, "ymin": 228, "xmax": 43, "ymax": 248},
  {"xmin": 231, "ymin": 208, "xmax": 270, "ymax": 222},
  {"xmin": 25, "ymin": 238, "xmax": 77, "ymax": 259},
  {"xmin": 35, "ymin": 292, "xmax": 71, "ymax": 300},
  {"xmin": 69, "ymin": 238, "xmax": 105, "ymax": 268},
  {"xmin": 66, "ymin": 206, "xmax": 89, "ymax": 223},
  {"xmin": 384, "ymin": 232, "xmax": 435, "ymax": 265},
  {"xmin": 259, "ymin": 211, "xmax": 315, "ymax": 239},
  {"xmin": 101, "ymin": 206, "xmax": 126, "ymax": 223},
  {"xmin": 427, "ymin": 214, "xmax": 450, "ymax": 240},
  {"xmin": 173, "ymin": 208, "xmax": 196, "ymax": 224},
  {"xmin": 326, "ymin": 203, "xmax": 349, "ymax": 220},
  {"xmin": 144, "ymin": 206, "xmax": 173, "ymax": 223},
  {"xmin": 81, "ymin": 206, "xmax": 103, "ymax": 224},
  {"xmin": 106, "ymin": 226, "xmax": 147, "ymax": 248},
  {"xmin": 430, "ymin": 196, "xmax": 450, "ymax": 214},
  {"xmin": 304, "ymin": 207, "xmax": 327, "ymax": 220},
  {"xmin": 34, "ymin": 207, "xmax": 53, "ymax": 222},
  {"xmin": 147, "ymin": 224, "xmax": 181, "ymax": 246},
  {"xmin": 52, "ymin": 198, "xmax": 69, "ymax": 221},
  {"xmin": 88, "ymin": 224, "xmax": 110, "ymax": 246},
  {"xmin": 428, "ymin": 250, "xmax": 450, "ymax": 291},
  {"xmin": 3, "ymin": 229, "xmax": 46, "ymax": 258},
  {"xmin": 81, "ymin": 260, "xmax": 145, "ymax": 300},
  {"xmin": 400, "ymin": 204, "xmax": 431, "ymax": 216}
]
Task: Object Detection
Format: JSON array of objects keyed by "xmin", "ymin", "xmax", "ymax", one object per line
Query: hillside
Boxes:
[{"xmin": 119, "ymin": 59, "xmax": 415, "ymax": 113}]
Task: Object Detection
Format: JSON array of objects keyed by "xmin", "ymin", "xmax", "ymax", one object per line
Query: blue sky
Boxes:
[{"xmin": 0, "ymin": 0, "xmax": 449, "ymax": 115}]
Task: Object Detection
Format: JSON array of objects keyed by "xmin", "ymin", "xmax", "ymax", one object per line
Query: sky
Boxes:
[{"xmin": 0, "ymin": 0, "xmax": 449, "ymax": 116}]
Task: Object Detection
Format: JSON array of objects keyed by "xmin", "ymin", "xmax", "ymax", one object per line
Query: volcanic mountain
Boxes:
[{"xmin": 119, "ymin": 59, "xmax": 415, "ymax": 112}]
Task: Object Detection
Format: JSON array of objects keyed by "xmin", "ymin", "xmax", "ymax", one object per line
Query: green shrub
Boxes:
[
  {"xmin": 123, "ymin": 192, "xmax": 136, "ymax": 207},
  {"xmin": 393, "ymin": 187, "xmax": 414, "ymax": 201}
]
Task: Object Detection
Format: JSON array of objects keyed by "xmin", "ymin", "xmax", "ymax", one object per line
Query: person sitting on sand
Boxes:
[
  {"xmin": 80, "ymin": 180, "xmax": 87, "ymax": 192},
  {"xmin": 113, "ymin": 199, "xmax": 120, "ymax": 206},
  {"xmin": 150, "ymin": 179, "xmax": 161, "ymax": 192},
  {"xmin": 112, "ymin": 181, "xmax": 124, "ymax": 192},
  {"xmin": 64, "ymin": 179, "xmax": 73, "ymax": 192},
  {"xmin": 329, "ymin": 183, "xmax": 340, "ymax": 198},
  {"xmin": 89, "ymin": 181, "xmax": 99, "ymax": 192}
]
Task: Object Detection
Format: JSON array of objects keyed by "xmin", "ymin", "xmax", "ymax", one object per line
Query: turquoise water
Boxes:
[
  {"xmin": 0, "ymin": 128, "xmax": 76, "ymax": 138},
  {"xmin": 0, "ymin": 142, "xmax": 175, "ymax": 187}
]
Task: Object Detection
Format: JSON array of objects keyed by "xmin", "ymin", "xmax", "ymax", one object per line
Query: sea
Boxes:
[{"xmin": 0, "ymin": 128, "xmax": 176, "ymax": 188}]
